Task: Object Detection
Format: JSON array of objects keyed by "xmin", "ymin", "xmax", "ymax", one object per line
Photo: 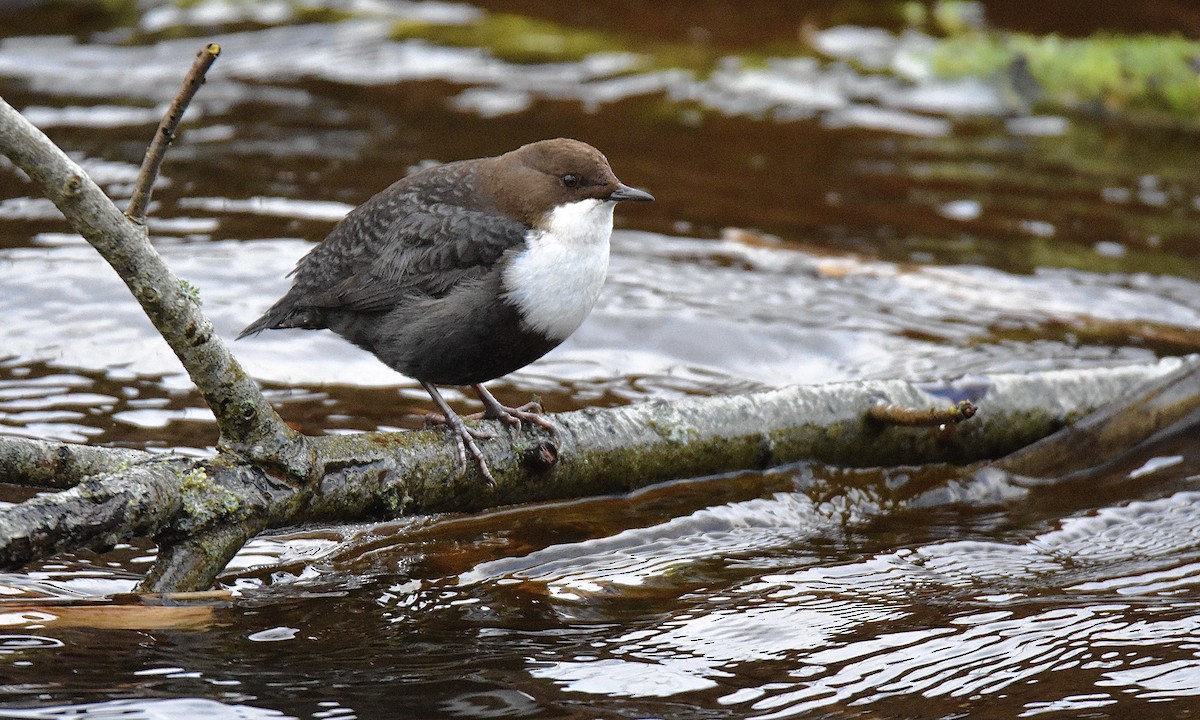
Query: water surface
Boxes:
[{"xmin": 2, "ymin": 2, "xmax": 1200, "ymax": 718}]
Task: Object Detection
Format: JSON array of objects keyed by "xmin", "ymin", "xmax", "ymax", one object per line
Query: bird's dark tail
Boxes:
[
  {"xmin": 236, "ymin": 299, "xmax": 324, "ymax": 340},
  {"xmin": 235, "ymin": 313, "xmax": 274, "ymax": 340}
]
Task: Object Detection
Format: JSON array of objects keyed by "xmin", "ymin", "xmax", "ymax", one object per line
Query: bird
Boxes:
[{"xmin": 238, "ymin": 138, "xmax": 653, "ymax": 483}]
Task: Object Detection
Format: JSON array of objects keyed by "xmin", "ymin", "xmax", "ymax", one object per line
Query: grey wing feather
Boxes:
[
  {"xmin": 238, "ymin": 164, "xmax": 526, "ymax": 337},
  {"xmin": 307, "ymin": 202, "xmax": 524, "ymax": 312}
]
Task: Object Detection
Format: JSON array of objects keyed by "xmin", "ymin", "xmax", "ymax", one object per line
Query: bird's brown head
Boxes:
[{"xmin": 482, "ymin": 138, "xmax": 653, "ymax": 228}]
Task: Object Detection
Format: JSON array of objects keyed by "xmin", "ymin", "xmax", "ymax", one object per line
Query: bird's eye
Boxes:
[{"xmin": 561, "ymin": 174, "xmax": 580, "ymax": 188}]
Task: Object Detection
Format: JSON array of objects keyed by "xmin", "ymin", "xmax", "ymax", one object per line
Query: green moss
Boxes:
[
  {"xmin": 825, "ymin": 0, "xmax": 915, "ymax": 30},
  {"xmin": 391, "ymin": 13, "xmax": 629, "ymax": 65},
  {"xmin": 97, "ymin": 0, "xmax": 143, "ymax": 24},
  {"xmin": 647, "ymin": 406, "xmax": 700, "ymax": 446},
  {"xmin": 291, "ymin": 5, "xmax": 355, "ymax": 25},
  {"xmin": 972, "ymin": 317, "xmax": 1200, "ymax": 355},
  {"xmin": 1024, "ymin": 238, "xmax": 1144, "ymax": 275},
  {"xmin": 389, "ymin": 11, "xmax": 769, "ymax": 73},
  {"xmin": 178, "ymin": 465, "xmax": 243, "ymax": 525},
  {"xmin": 179, "ymin": 279, "xmax": 202, "ymax": 305},
  {"xmin": 931, "ymin": 0, "xmax": 982, "ymax": 36},
  {"xmin": 899, "ymin": 2, "xmax": 925, "ymax": 28},
  {"xmin": 924, "ymin": 32, "xmax": 1200, "ymax": 120}
]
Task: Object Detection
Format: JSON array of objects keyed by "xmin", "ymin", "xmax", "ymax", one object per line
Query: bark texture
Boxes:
[{"xmin": 2, "ymin": 357, "xmax": 1196, "ymax": 590}]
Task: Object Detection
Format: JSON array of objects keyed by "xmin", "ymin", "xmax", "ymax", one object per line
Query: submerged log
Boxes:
[{"xmin": 3, "ymin": 356, "xmax": 1198, "ymax": 591}]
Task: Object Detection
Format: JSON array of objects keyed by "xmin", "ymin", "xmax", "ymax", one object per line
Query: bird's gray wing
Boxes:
[{"xmin": 287, "ymin": 173, "xmax": 529, "ymax": 315}]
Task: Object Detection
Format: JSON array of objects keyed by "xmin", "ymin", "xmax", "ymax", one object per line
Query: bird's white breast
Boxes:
[{"xmin": 502, "ymin": 198, "xmax": 613, "ymax": 341}]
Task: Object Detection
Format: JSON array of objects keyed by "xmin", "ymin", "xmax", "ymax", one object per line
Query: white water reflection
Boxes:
[
  {"xmin": 458, "ymin": 487, "xmax": 859, "ymax": 594},
  {"xmin": 0, "ymin": 698, "xmax": 295, "ymax": 720},
  {"xmin": 477, "ymin": 489, "xmax": 1200, "ymax": 714},
  {"xmin": 0, "ymin": 231, "xmax": 1189, "ymax": 406},
  {"xmin": 18, "ymin": 104, "xmax": 163, "ymax": 128},
  {"xmin": 1098, "ymin": 659, "xmax": 1200, "ymax": 700},
  {"xmin": 0, "ymin": 5, "xmax": 1067, "ymax": 139},
  {"xmin": 0, "ymin": 21, "xmax": 647, "ymax": 118}
]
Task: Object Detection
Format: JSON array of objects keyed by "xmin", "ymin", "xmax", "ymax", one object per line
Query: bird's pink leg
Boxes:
[
  {"xmin": 472, "ymin": 383, "xmax": 558, "ymax": 436},
  {"xmin": 420, "ymin": 381, "xmax": 496, "ymax": 485}
]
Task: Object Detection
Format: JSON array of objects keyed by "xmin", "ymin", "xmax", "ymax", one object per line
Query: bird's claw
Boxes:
[
  {"xmin": 420, "ymin": 381, "xmax": 498, "ymax": 485},
  {"xmin": 429, "ymin": 403, "xmax": 551, "ymax": 435},
  {"xmin": 422, "ymin": 385, "xmax": 561, "ymax": 485},
  {"xmin": 485, "ymin": 402, "xmax": 558, "ymax": 437},
  {"xmin": 438, "ymin": 411, "xmax": 496, "ymax": 486},
  {"xmin": 472, "ymin": 386, "xmax": 559, "ymax": 439},
  {"xmin": 425, "ymin": 412, "xmax": 493, "ymax": 439}
]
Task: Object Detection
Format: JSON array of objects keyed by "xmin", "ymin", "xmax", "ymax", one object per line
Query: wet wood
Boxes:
[
  {"xmin": 0, "ymin": 436, "xmax": 147, "ymax": 489},
  {"xmin": 0, "ymin": 601, "xmax": 217, "ymax": 630},
  {"xmin": 867, "ymin": 400, "xmax": 977, "ymax": 427},
  {"xmin": 996, "ymin": 355, "xmax": 1200, "ymax": 477},
  {"xmin": 1, "ymin": 356, "xmax": 1196, "ymax": 591}
]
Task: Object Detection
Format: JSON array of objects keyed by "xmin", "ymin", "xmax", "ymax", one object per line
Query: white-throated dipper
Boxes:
[{"xmin": 239, "ymin": 138, "xmax": 653, "ymax": 482}]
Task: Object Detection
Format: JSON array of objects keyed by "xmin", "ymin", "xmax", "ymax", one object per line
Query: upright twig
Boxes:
[
  {"xmin": 0, "ymin": 52, "xmax": 310, "ymax": 481},
  {"xmin": 126, "ymin": 43, "xmax": 220, "ymax": 224}
]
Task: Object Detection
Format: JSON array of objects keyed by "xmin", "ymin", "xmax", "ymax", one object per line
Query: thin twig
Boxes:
[
  {"xmin": 126, "ymin": 42, "xmax": 220, "ymax": 224},
  {"xmin": 0, "ymin": 87, "xmax": 308, "ymax": 481},
  {"xmin": 868, "ymin": 400, "xmax": 977, "ymax": 427}
]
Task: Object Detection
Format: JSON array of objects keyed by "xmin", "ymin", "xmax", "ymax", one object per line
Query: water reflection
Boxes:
[
  {"xmin": 0, "ymin": 699, "xmax": 296, "ymax": 719},
  {"xmin": 443, "ymin": 483, "xmax": 1200, "ymax": 716},
  {"xmin": 2, "ymin": 229, "xmax": 1194, "ymax": 446}
]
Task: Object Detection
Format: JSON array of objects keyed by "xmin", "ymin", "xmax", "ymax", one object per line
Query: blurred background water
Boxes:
[{"xmin": 2, "ymin": 1, "xmax": 1200, "ymax": 717}]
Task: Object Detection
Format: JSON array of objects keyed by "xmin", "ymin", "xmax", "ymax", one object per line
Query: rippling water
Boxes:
[{"xmin": 3, "ymin": 2, "xmax": 1200, "ymax": 718}]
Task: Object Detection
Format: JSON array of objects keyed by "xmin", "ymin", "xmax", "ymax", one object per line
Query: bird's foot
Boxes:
[
  {"xmin": 436, "ymin": 411, "xmax": 496, "ymax": 485},
  {"xmin": 472, "ymin": 385, "xmax": 559, "ymax": 438},
  {"xmin": 484, "ymin": 401, "xmax": 558, "ymax": 435},
  {"xmin": 420, "ymin": 381, "xmax": 497, "ymax": 485}
]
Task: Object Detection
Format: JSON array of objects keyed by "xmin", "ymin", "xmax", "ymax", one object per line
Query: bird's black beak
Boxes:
[{"xmin": 609, "ymin": 183, "xmax": 654, "ymax": 202}]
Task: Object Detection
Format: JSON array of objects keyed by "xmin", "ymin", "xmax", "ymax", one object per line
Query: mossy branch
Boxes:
[
  {"xmin": 2, "ymin": 358, "xmax": 1196, "ymax": 591},
  {"xmin": 0, "ymin": 435, "xmax": 148, "ymax": 489}
]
